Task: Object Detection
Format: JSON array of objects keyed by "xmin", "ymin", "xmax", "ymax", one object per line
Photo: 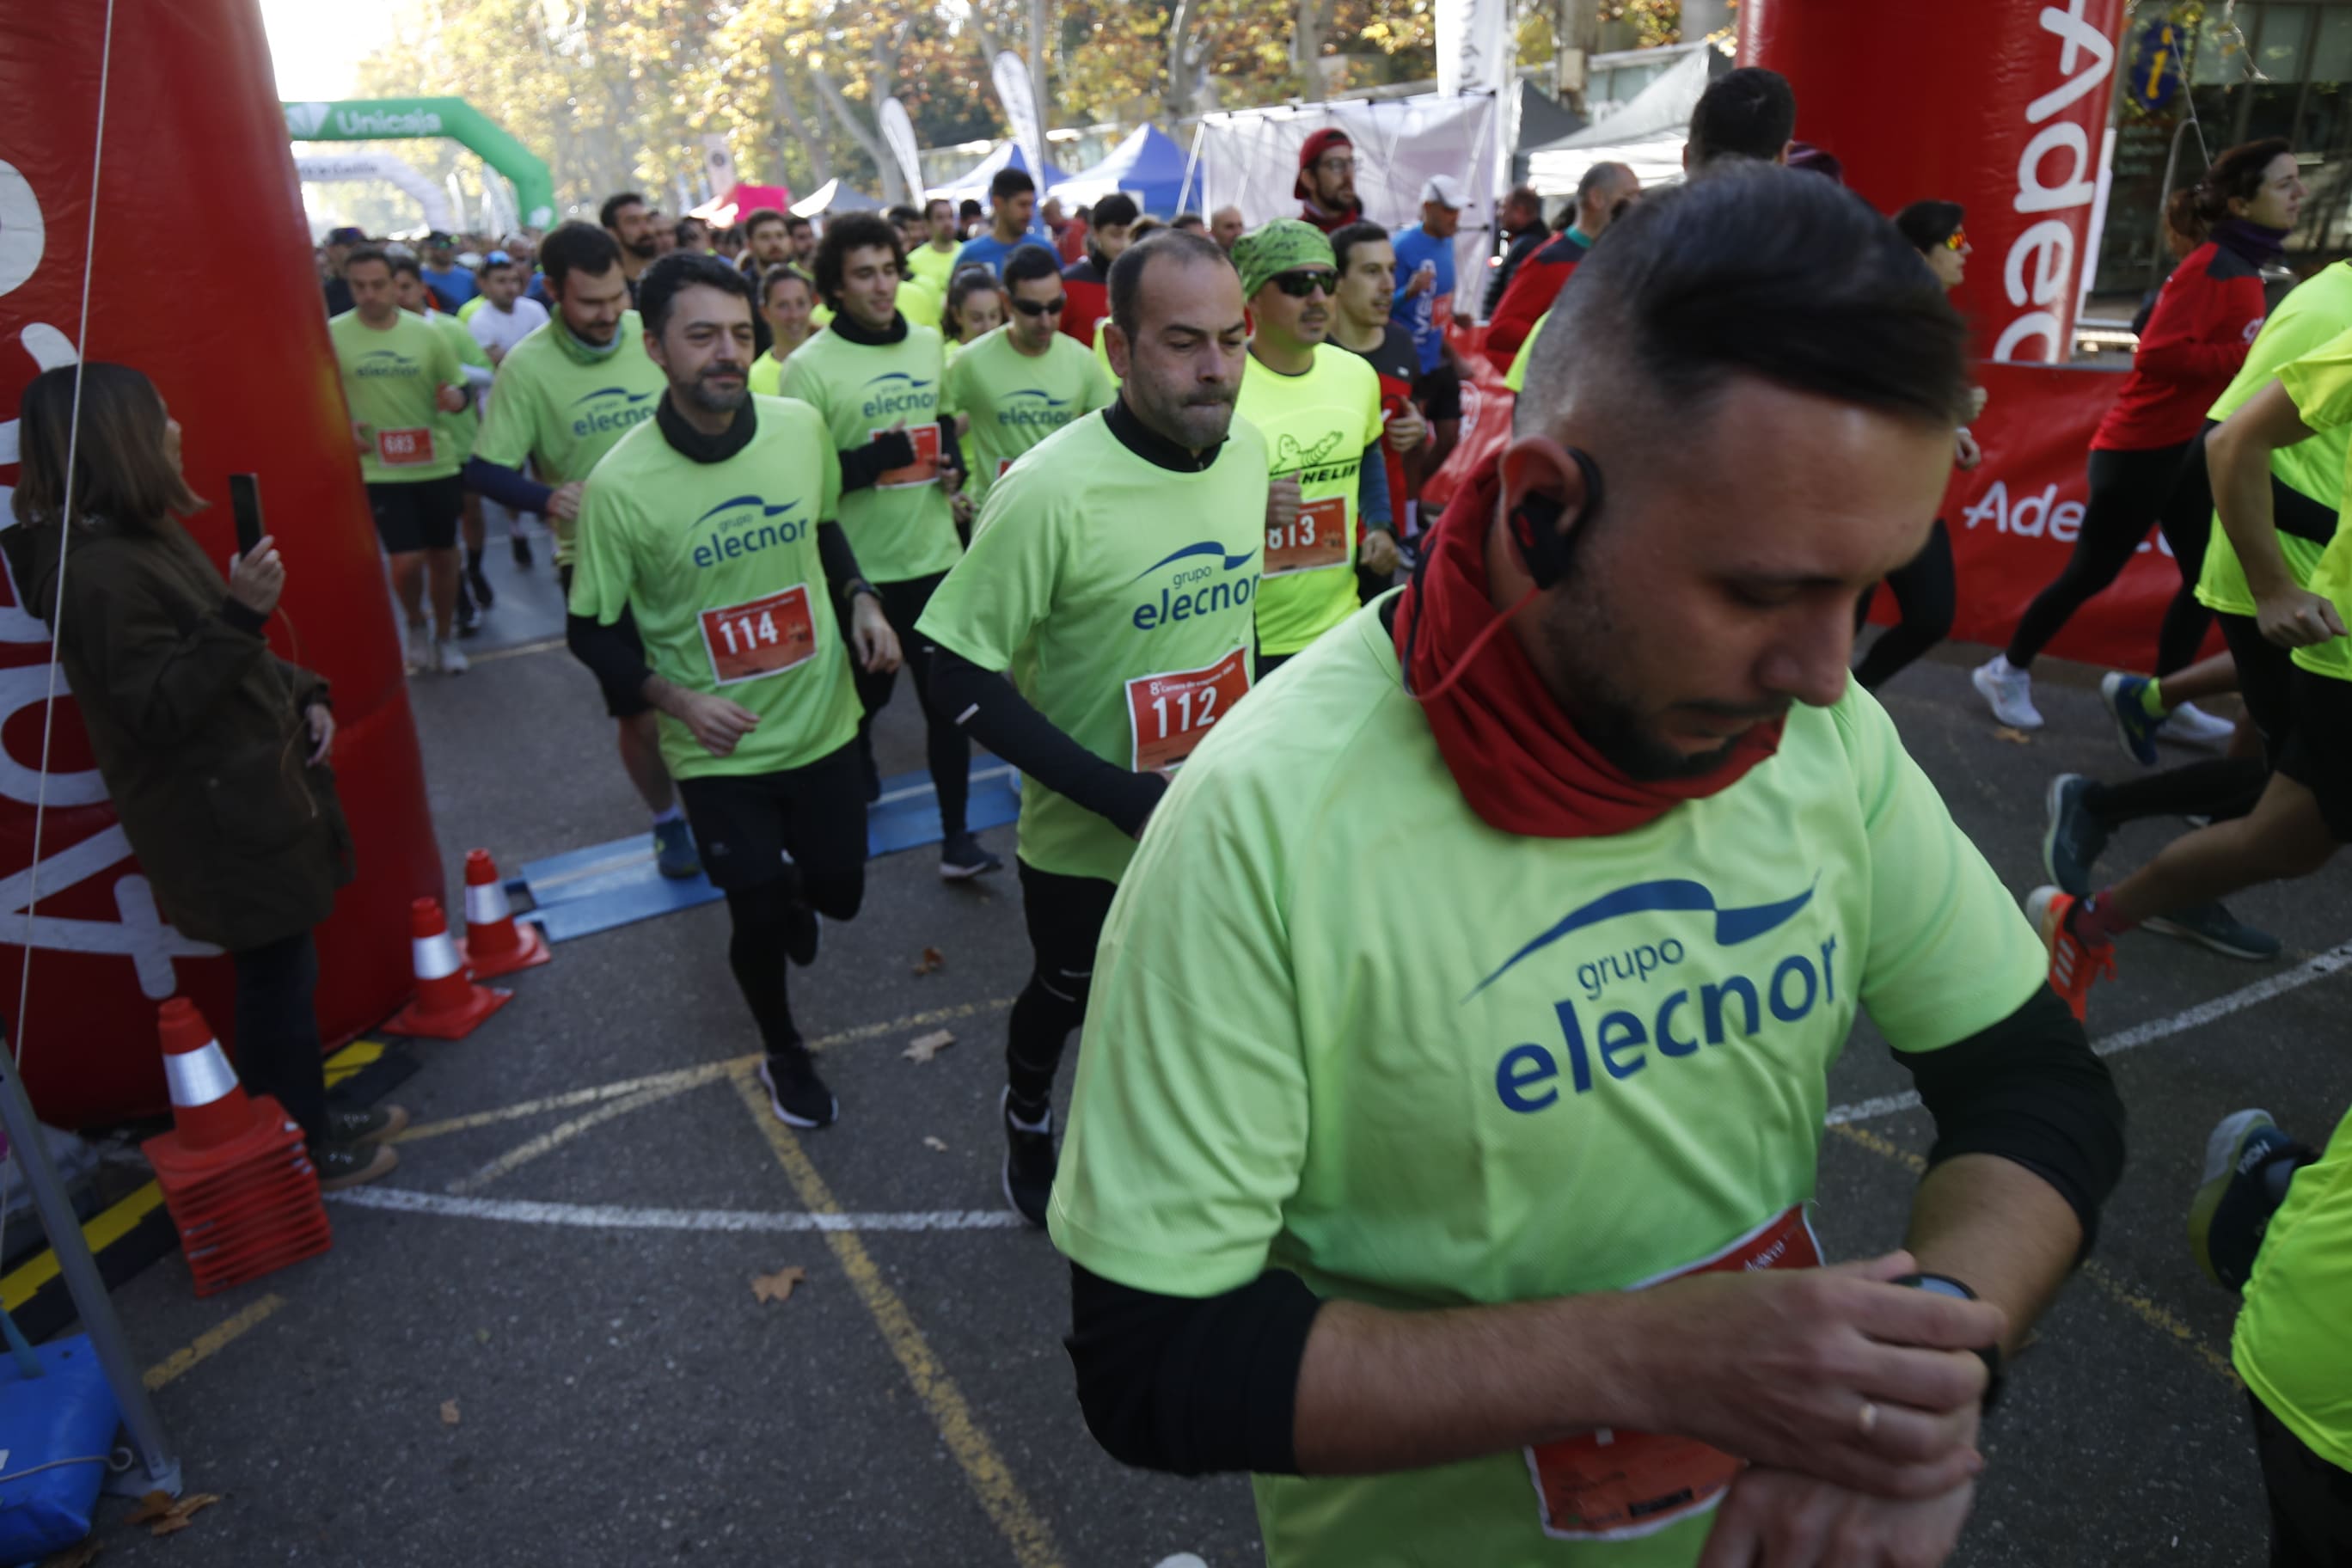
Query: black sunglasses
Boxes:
[
  {"xmin": 1268, "ymin": 270, "xmax": 1334, "ymax": 298},
  {"xmin": 1010, "ymin": 294, "xmax": 1067, "ymax": 317}
]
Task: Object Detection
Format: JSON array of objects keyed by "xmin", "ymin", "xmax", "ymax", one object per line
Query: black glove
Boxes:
[{"xmin": 1108, "ymin": 769, "xmax": 1173, "ymax": 840}]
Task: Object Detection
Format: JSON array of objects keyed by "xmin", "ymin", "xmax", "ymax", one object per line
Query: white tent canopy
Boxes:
[
  {"xmin": 296, "ymin": 151, "xmax": 456, "ymax": 233},
  {"xmin": 1525, "ymin": 45, "xmax": 1716, "ymax": 199}
]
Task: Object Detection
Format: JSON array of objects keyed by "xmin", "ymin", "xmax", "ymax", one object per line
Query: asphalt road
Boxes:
[{"xmin": 68, "ymin": 537, "xmax": 2351, "ymax": 1567}]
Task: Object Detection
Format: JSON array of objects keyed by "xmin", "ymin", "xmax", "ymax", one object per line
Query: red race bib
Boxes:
[
  {"xmin": 874, "ymin": 422, "xmax": 941, "ymax": 489},
  {"xmin": 1125, "ymin": 648, "xmax": 1250, "ymax": 774},
  {"xmin": 698, "ymin": 585, "xmax": 817, "ymax": 687},
  {"xmin": 1265, "ymin": 495, "xmax": 1349, "ymax": 577},
  {"xmin": 1524, "ymin": 1207, "xmax": 1822, "ymax": 1542},
  {"xmin": 375, "ymin": 426, "xmax": 436, "ymax": 467},
  {"xmin": 995, "ymin": 456, "xmax": 1016, "ymax": 481}
]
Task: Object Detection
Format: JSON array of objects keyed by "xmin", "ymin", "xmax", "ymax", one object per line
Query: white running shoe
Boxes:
[
  {"xmin": 433, "ymin": 638, "xmax": 469, "ymax": 675},
  {"xmin": 2157, "ymin": 701, "xmax": 2237, "ymax": 750},
  {"xmin": 1971, "ymin": 656, "xmax": 2043, "ymax": 730}
]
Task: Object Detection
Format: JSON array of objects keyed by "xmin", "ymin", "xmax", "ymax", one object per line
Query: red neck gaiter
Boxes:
[{"xmin": 1392, "ymin": 457, "xmax": 1783, "ymax": 839}]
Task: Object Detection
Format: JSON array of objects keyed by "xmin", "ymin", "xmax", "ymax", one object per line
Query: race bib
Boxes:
[
  {"xmin": 874, "ymin": 422, "xmax": 941, "ymax": 489},
  {"xmin": 699, "ymin": 585, "xmax": 817, "ymax": 687},
  {"xmin": 996, "ymin": 456, "xmax": 1016, "ymax": 481},
  {"xmin": 1265, "ymin": 496, "xmax": 1349, "ymax": 577},
  {"xmin": 1524, "ymin": 1206, "xmax": 1822, "ymax": 1542},
  {"xmin": 375, "ymin": 427, "xmax": 436, "ymax": 467},
  {"xmin": 1126, "ymin": 648, "xmax": 1249, "ymax": 775}
]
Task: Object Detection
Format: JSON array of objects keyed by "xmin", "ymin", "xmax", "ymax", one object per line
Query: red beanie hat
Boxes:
[{"xmin": 1295, "ymin": 128, "xmax": 1353, "ymax": 201}]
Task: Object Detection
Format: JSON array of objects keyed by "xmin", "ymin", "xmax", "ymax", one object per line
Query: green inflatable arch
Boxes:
[{"xmin": 283, "ymin": 97, "xmax": 557, "ymax": 230}]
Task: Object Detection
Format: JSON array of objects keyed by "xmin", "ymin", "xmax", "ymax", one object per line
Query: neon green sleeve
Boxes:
[
  {"xmin": 1085, "ymin": 352, "xmax": 1116, "ymax": 413},
  {"xmin": 914, "ymin": 463, "xmax": 1063, "ymax": 671},
  {"xmin": 567, "ymin": 475, "xmax": 634, "ymax": 626},
  {"xmin": 2276, "ymin": 329, "xmax": 2352, "ymax": 433},
  {"xmin": 473, "ymin": 368, "xmax": 535, "ymax": 469}
]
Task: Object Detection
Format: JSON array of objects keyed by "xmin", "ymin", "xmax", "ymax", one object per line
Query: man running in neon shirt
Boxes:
[
  {"xmin": 946, "ymin": 245, "xmax": 1115, "ymax": 513},
  {"xmin": 782, "ymin": 211, "xmax": 1001, "ymax": 880},
  {"xmin": 1326, "ymin": 221, "xmax": 1428, "ymax": 575},
  {"xmin": 393, "ymin": 254, "xmax": 497, "ymax": 635},
  {"xmin": 918, "ymin": 230, "xmax": 1269, "ymax": 1225},
  {"xmin": 467, "ymin": 222, "xmax": 701, "ymax": 879},
  {"xmin": 1050, "ymin": 166, "xmax": 2125, "ymax": 1568},
  {"xmin": 567, "ymin": 252, "xmax": 900, "ymax": 1129},
  {"xmin": 1233, "ymin": 220, "xmax": 1393, "ymax": 675},
  {"xmin": 905, "ymin": 198, "xmax": 963, "ymax": 303}
]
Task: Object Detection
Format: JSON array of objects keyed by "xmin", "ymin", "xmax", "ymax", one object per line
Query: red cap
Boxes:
[
  {"xmin": 409, "ymin": 897, "xmax": 448, "ymax": 937},
  {"xmin": 157, "ymin": 997, "xmax": 214, "ymax": 1057},
  {"xmin": 464, "ymin": 848, "xmax": 496, "ymax": 885},
  {"xmin": 1295, "ymin": 128, "xmax": 1353, "ymax": 202}
]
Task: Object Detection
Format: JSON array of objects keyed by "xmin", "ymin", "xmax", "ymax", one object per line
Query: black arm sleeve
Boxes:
[
  {"xmin": 1068, "ymin": 1263, "xmax": 1324, "ymax": 1476},
  {"xmin": 817, "ymin": 522, "xmax": 869, "ymax": 616},
  {"xmin": 838, "ymin": 428, "xmax": 917, "ymax": 493},
  {"xmin": 938, "ymin": 416, "xmax": 965, "ymax": 475},
  {"xmin": 567, "ymin": 610, "xmax": 652, "ymax": 701},
  {"xmin": 929, "ymin": 643, "xmax": 1168, "ymax": 836},
  {"xmin": 462, "ymin": 456, "xmax": 555, "ymax": 514},
  {"xmin": 1898, "ymin": 985, "xmax": 2127, "ymax": 1260}
]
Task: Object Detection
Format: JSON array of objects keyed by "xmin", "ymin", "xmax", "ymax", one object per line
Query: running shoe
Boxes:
[
  {"xmin": 652, "ymin": 817, "xmax": 701, "ymax": 880},
  {"xmin": 432, "ymin": 639, "xmax": 469, "ymax": 675},
  {"xmin": 314, "ymin": 1142, "xmax": 399, "ymax": 1191},
  {"xmin": 2042, "ymin": 774, "xmax": 2110, "ymax": 897},
  {"xmin": 2187, "ymin": 1109, "xmax": 2298, "ymax": 1289},
  {"xmin": 469, "ymin": 563, "xmax": 497, "ymax": 612},
  {"xmin": 326, "ymin": 1105, "xmax": 409, "ymax": 1146},
  {"xmin": 2142, "ymin": 902, "xmax": 2282, "ymax": 961},
  {"xmin": 455, "ymin": 582, "xmax": 481, "ymax": 636},
  {"xmin": 1971, "ymin": 656, "xmax": 2043, "ymax": 730},
  {"xmin": 939, "ymin": 831, "xmax": 1003, "ymax": 881},
  {"xmin": 405, "ymin": 622, "xmax": 430, "ymax": 677},
  {"xmin": 2098, "ymin": 672, "xmax": 2163, "ymax": 767},
  {"xmin": 2158, "ymin": 701, "xmax": 2239, "ymax": 751},
  {"xmin": 1001, "ymin": 1087, "xmax": 1057, "ymax": 1228},
  {"xmin": 2024, "ymin": 885, "xmax": 2116, "ymax": 1021},
  {"xmin": 511, "ymin": 533, "xmax": 533, "ymax": 568},
  {"xmin": 758, "ymin": 1054, "xmax": 837, "ymax": 1130},
  {"xmin": 784, "ymin": 902, "xmax": 823, "ymax": 967}
]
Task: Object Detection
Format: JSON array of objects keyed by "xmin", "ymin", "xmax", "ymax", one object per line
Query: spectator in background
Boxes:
[
  {"xmin": 954, "ymin": 167, "xmax": 1055, "ymax": 278},
  {"xmin": 1210, "ymin": 205, "xmax": 1246, "ymax": 252},
  {"xmin": 959, "ymin": 199, "xmax": 984, "ymax": 238},
  {"xmin": 1484, "ymin": 161, "xmax": 1639, "ymax": 370},
  {"xmin": 420, "ymin": 230, "xmax": 478, "ymax": 312},
  {"xmin": 321, "ymin": 224, "xmax": 365, "ymax": 317},
  {"xmin": 1484, "ymin": 185, "xmax": 1547, "ymax": 316},
  {"xmin": 7, "ymin": 363, "xmax": 405, "ymax": 1191},
  {"xmin": 907, "ymin": 199, "xmax": 962, "ymax": 301},
  {"xmin": 674, "ymin": 216, "xmax": 713, "ymax": 254},
  {"xmin": 786, "ymin": 213, "xmax": 818, "ymax": 268},
  {"xmin": 1057, "ymin": 203, "xmax": 1091, "ymax": 266},
  {"xmin": 1171, "ymin": 212, "xmax": 1206, "ymax": 237},
  {"xmin": 1059, "ymin": 192, "xmax": 1136, "ymax": 350},
  {"xmin": 1041, "ymin": 195, "xmax": 1069, "ymax": 245},
  {"xmin": 1389, "ymin": 175, "xmax": 1466, "ymax": 512},
  {"xmin": 1685, "ymin": 65, "xmax": 1798, "ymax": 167},
  {"xmin": 1295, "ymin": 128, "xmax": 1363, "ymax": 234},
  {"xmin": 601, "ymin": 191, "xmax": 660, "ymax": 296},
  {"xmin": 647, "ymin": 211, "xmax": 677, "ymax": 255}
]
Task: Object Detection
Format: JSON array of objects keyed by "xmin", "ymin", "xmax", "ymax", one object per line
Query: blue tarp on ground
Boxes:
[{"xmin": 1048, "ymin": 123, "xmax": 1191, "ymax": 217}]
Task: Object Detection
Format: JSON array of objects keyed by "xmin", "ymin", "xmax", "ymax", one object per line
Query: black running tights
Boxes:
[
  {"xmin": 1854, "ymin": 519, "xmax": 1955, "ymax": 690},
  {"xmin": 723, "ymin": 867, "xmax": 864, "ymax": 1061},
  {"xmin": 2006, "ymin": 439, "xmax": 2202, "ymax": 671}
]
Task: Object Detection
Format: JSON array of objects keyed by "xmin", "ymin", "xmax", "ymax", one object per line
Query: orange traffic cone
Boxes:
[
  {"xmin": 152, "ymin": 998, "xmax": 273, "ymax": 1151},
  {"xmin": 388, "ymin": 897, "xmax": 511, "ymax": 1039},
  {"xmin": 460, "ymin": 848, "xmax": 550, "ymax": 979}
]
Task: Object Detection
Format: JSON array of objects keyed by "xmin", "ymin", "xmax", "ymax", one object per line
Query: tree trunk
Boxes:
[
  {"xmin": 1167, "ymin": 0, "xmax": 1202, "ymax": 121},
  {"xmin": 1292, "ymin": 0, "xmax": 1329, "ymax": 94},
  {"xmin": 810, "ymin": 56, "xmax": 900, "ymax": 202},
  {"xmin": 769, "ymin": 44, "xmax": 833, "ymax": 190}
]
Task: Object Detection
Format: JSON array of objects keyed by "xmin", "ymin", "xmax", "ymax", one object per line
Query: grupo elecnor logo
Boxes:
[{"xmin": 1991, "ymin": 0, "xmax": 2117, "ymax": 363}]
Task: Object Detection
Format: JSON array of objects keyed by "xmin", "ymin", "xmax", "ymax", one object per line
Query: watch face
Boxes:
[{"xmin": 1911, "ymin": 1276, "xmax": 1975, "ymax": 1301}]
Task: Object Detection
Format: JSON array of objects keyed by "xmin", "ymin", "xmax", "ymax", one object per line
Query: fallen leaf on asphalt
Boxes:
[
  {"xmin": 135, "ymin": 1493, "xmax": 221, "ymax": 1537},
  {"xmin": 1994, "ymin": 726, "xmax": 2032, "ymax": 745},
  {"xmin": 40, "ymin": 1540, "xmax": 101, "ymax": 1567},
  {"xmin": 912, "ymin": 946, "xmax": 946, "ymax": 976},
  {"xmin": 126, "ymin": 1494, "xmax": 173, "ymax": 1527},
  {"xmin": 922, "ymin": 1136, "xmax": 948, "ymax": 1151},
  {"xmin": 441, "ymin": 1400, "xmax": 462, "ymax": 1427},
  {"xmin": 752, "ymin": 1265, "xmax": 808, "ymax": 1304},
  {"xmin": 903, "ymin": 1029, "xmax": 955, "ymax": 1063}
]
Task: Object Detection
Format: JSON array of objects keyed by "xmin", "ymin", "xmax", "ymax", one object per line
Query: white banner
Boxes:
[
  {"xmin": 1436, "ymin": 0, "xmax": 1514, "ymax": 99},
  {"xmin": 294, "ymin": 152, "xmax": 456, "ymax": 233},
  {"xmin": 990, "ymin": 51, "xmax": 1048, "ymax": 187},
  {"xmin": 879, "ymin": 98, "xmax": 924, "ymax": 208}
]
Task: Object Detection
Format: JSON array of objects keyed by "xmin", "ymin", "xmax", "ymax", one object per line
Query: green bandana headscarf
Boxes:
[{"xmin": 1233, "ymin": 218, "xmax": 1336, "ymax": 301}]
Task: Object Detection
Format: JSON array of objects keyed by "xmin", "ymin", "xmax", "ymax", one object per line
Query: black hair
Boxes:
[
  {"xmin": 540, "ymin": 221, "xmax": 623, "ymax": 291},
  {"xmin": 599, "ymin": 191, "xmax": 646, "ymax": 230},
  {"xmin": 1108, "ymin": 230, "xmax": 1234, "ymax": 340},
  {"xmin": 1894, "ymin": 200, "xmax": 1965, "ymax": 256},
  {"xmin": 925, "ymin": 197, "xmax": 952, "ymax": 219},
  {"xmin": 389, "ymin": 253, "xmax": 423, "ymax": 280},
  {"xmin": 784, "ymin": 213, "xmax": 813, "ymax": 235},
  {"xmin": 2170, "ymin": 138, "xmax": 2294, "ymax": 248},
  {"xmin": 1687, "ymin": 67, "xmax": 1797, "ymax": 167},
  {"xmin": 813, "ymin": 211, "xmax": 904, "ymax": 309},
  {"xmin": 637, "ymin": 250, "xmax": 755, "ymax": 337},
  {"xmin": 342, "ymin": 244, "xmax": 391, "ymax": 277},
  {"xmin": 761, "ymin": 264, "xmax": 814, "ymax": 308},
  {"xmin": 1171, "ymin": 212, "xmax": 1204, "ymax": 233},
  {"xmin": 1328, "ymin": 220, "xmax": 1391, "ymax": 275},
  {"xmin": 945, "ymin": 267, "xmax": 1004, "ymax": 337},
  {"xmin": 959, "ymin": 199, "xmax": 983, "ymax": 220},
  {"xmin": 1528, "ymin": 162, "xmax": 1968, "ymax": 433},
  {"xmin": 742, "ymin": 207, "xmax": 787, "ymax": 238},
  {"xmin": 989, "ymin": 168, "xmax": 1036, "ymax": 203},
  {"xmin": 1090, "ymin": 193, "xmax": 1140, "ymax": 230},
  {"xmin": 1003, "ymin": 245, "xmax": 1062, "ymax": 290},
  {"xmin": 886, "ymin": 205, "xmax": 922, "ymax": 228}
]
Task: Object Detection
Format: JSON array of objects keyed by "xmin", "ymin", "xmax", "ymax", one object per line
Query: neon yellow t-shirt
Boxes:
[
  {"xmin": 1506, "ymin": 309, "xmax": 1547, "ymax": 393},
  {"xmin": 1049, "ymin": 603, "xmax": 2050, "ymax": 1567},
  {"xmin": 2196, "ymin": 265, "xmax": 2352, "ymax": 618},
  {"xmin": 780, "ymin": 322, "xmax": 962, "ymax": 585},
  {"xmin": 748, "ymin": 348, "xmax": 789, "ymax": 399},
  {"xmin": 917, "ymin": 408, "xmax": 1269, "ymax": 884},
  {"xmin": 472, "ymin": 312, "xmax": 664, "ymax": 566},
  {"xmin": 329, "ymin": 309, "xmax": 463, "ymax": 484},
  {"xmin": 1237, "ymin": 345, "xmax": 1385, "ymax": 657},
  {"xmin": 941, "ymin": 325, "xmax": 1116, "ymax": 509},
  {"xmin": 429, "ymin": 311, "xmax": 489, "ymax": 466},
  {"xmin": 906, "ymin": 242, "xmax": 959, "ymax": 300},
  {"xmin": 2234, "ymin": 1105, "xmax": 2352, "ymax": 1473},
  {"xmin": 2271, "ymin": 329, "xmax": 2352, "ymax": 681},
  {"xmin": 567, "ymin": 395, "xmax": 861, "ymax": 781},
  {"xmin": 898, "ymin": 278, "xmax": 943, "ymax": 333},
  {"xmin": 457, "ymin": 295, "xmax": 487, "ymax": 324}
]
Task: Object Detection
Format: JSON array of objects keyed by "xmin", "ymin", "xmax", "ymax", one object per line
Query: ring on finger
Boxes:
[{"xmin": 1857, "ymin": 1400, "xmax": 1880, "ymax": 1437}]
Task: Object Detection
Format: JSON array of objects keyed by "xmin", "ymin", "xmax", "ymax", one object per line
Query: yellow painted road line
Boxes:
[
  {"xmin": 143, "ymin": 1293, "xmax": 286, "ymax": 1392},
  {"xmin": 323, "ymin": 1039, "xmax": 384, "ymax": 1090},
  {"xmin": 0, "ymin": 1182, "xmax": 166, "ymax": 1312},
  {"xmin": 397, "ymin": 997, "xmax": 1015, "ymax": 1145},
  {"xmin": 726, "ymin": 1063, "xmax": 1064, "ymax": 1568},
  {"xmin": 446, "ymin": 1077, "xmax": 707, "ymax": 1195}
]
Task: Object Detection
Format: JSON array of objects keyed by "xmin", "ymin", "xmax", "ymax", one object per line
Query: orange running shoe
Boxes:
[{"xmin": 2025, "ymin": 885, "xmax": 2116, "ymax": 1022}]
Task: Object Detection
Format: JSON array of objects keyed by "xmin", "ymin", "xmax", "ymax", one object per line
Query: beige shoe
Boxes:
[{"xmin": 314, "ymin": 1142, "xmax": 399, "ymax": 1191}]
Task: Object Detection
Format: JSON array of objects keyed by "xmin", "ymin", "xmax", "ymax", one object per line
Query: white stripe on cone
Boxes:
[
  {"xmin": 464, "ymin": 879, "xmax": 511, "ymax": 927},
  {"xmin": 413, "ymin": 927, "xmax": 464, "ymax": 982},
  {"xmin": 162, "ymin": 1039, "xmax": 242, "ymax": 1108}
]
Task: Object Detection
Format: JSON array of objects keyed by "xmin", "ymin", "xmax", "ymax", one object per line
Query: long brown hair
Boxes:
[
  {"xmin": 9, "ymin": 363, "xmax": 205, "ymax": 532},
  {"xmin": 2167, "ymin": 138, "xmax": 2294, "ymax": 249}
]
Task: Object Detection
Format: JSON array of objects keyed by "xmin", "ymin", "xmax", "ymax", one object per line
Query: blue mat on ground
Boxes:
[{"xmin": 511, "ymin": 762, "xmax": 1022, "ymax": 943}]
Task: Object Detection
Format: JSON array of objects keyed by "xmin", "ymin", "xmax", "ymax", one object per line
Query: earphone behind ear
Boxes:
[{"xmin": 1506, "ymin": 446, "xmax": 1605, "ymax": 591}]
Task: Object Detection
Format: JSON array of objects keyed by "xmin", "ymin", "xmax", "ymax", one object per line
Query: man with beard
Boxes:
[
  {"xmin": 1484, "ymin": 185, "xmax": 1547, "ymax": 317},
  {"xmin": 1295, "ymin": 129, "xmax": 1363, "ymax": 234},
  {"xmin": 467, "ymin": 222, "xmax": 703, "ymax": 879},
  {"xmin": 602, "ymin": 191, "xmax": 660, "ymax": 299},
  {"xmin": 738, "ymin": 208, "xmax": 797, "ymax": 353},
  {"xmin": 906, "ymin": 197, "xmax": 964, "ymax": 303},
  {"xmin": 917, "ymin": 230, "xmax": 1270, "ymax": 1224},
  {"xmin": 1048, "ymin": 167, "xmax": 2125, "ymax": 1568},
  {"xmin": 786, "ymin": 214, "xmax": 818, "ymax": 268},
  {"xmin": 1232, "ymin": 220, "xmax": 1392, "ymax": 676},
  {"xmin": 1058, "ymin": 192, "xmax": 1136, "ymax": 350},
  {"xmin": 567, "ymin": 252, "xmax": 901, "ymax": 1130}
]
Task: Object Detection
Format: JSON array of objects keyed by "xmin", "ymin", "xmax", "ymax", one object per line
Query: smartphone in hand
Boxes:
[{"xmin": 229, "ymin": 474, "xmax": 264, "ymax": 556}]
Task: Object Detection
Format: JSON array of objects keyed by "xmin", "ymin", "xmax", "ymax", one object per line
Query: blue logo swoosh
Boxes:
[
  {"xmin": 1465, "ymin": 878, "xmax": 1816, "ymax": 1001},
  {"xmin": 863, "ymin": 371, "xmax": 934, "ymax": 390},
  {"xmin": 692, "ymin": 494, "xmax": 802, "ymax": 527},
  {"xmin": 570, "ymin": 385, "xmax": 657, "ymax": 406},
  {"xmin": 1004, "ymin": 389, "xmax": 1071, "ymax": 406},
  {"xmin": 1129, "ymin": 540, "xmax": 1258, "ymax": 581}
]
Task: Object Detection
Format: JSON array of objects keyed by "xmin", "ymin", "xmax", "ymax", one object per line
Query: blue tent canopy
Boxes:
[
  {"xmin": 926, "ymin": 139, "xmax": 1067, "ymax": 201},
  {"xmin": 1048, "ymin": 123, "xmax": 1190, "ymax": 218}
]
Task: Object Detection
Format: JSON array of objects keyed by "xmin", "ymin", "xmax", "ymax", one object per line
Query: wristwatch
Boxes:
[{"xmin": 1894, "ymin": 1272, "xmax": 2006, "ymax": 1413}]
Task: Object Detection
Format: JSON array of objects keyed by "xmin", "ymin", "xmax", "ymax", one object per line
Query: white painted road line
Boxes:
[
  {"xmin": 1826, "ymin": 939, "xmax": 2352, "ymax": 1128},
  {"xmin": 328, "ymin": 1185, "xmax": 1029, "ymax": 1233}
]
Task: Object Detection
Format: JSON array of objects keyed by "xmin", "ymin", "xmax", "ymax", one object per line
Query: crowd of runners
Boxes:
[{"xmin": 273, "ymin": 60, "xmax": 2352, "ymax": 1565}]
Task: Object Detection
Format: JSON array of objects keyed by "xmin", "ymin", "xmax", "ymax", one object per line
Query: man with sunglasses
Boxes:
[
  {"xmin": 946, "ymin": 245, "xmax": 1115, "ymax": 515},
  {"xmin": 1234, "ymin": 220, "xmax": 1393, "ymax": 676}
]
